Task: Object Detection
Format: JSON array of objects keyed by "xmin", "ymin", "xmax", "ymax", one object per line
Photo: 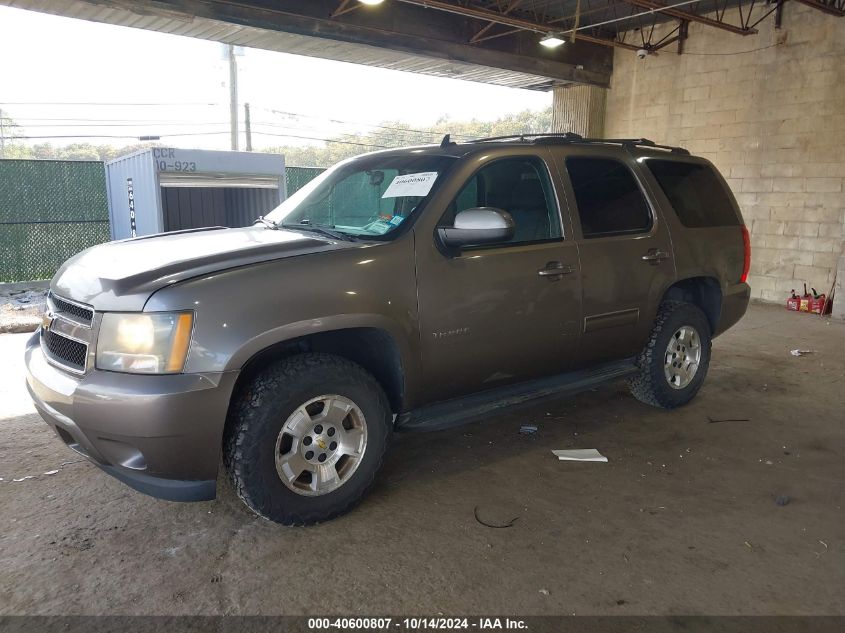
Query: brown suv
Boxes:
[{"xmin": 24, "ymin": 133, "xmax": 750, "ymax": 525}]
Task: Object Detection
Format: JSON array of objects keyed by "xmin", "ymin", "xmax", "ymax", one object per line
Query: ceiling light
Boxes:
[
  {"xmin": 540, "ymin": 33, "xmax": 566, "ymax": 48},
  {"xmin": 359, "ymin": 0, "xmax": 385, "ymax": 5}
]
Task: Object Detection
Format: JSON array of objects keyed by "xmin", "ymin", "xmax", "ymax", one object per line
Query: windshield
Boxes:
[{"xmin": 264, "ymin": 154, "xmax": 455, "ymax": 239}]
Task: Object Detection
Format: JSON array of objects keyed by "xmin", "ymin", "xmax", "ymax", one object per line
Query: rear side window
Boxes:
[
  {"xmin": 646, "ymin": 160, "xmax": 739, "ymax": 227},
  {"xmin": 565, "ymin": 158, "xmax": 652, "ymax": 238}
]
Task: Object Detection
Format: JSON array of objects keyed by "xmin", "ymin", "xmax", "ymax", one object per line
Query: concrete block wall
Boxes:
[{"xmin": 604, "ymin": 3, "xmax": 845, "ymax": 314}]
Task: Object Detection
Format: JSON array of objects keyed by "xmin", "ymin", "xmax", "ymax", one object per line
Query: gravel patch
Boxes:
[{"xmin": 0, "ymin": 285, "xmax": 47, "ymax": 334}]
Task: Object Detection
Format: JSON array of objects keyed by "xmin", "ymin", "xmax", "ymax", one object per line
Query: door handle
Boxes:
[
  {"xmin": 641, "ymin": 249, "xmax": 670, "ymax": 264},
  {"xmin": 538, "ymin": 261, "xmax": 574, "ymax": 277}
]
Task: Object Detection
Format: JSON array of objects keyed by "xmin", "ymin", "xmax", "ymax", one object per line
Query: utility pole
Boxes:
[
  {"xmin": 228, "ymin": 44, "xmax": 239, "ymax": 151},
  {"xmin": 244, "ymin": 103, "xmax": 253, "ymax": 151}
]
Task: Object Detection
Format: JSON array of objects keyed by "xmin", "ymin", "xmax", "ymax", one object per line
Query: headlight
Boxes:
[{"xmin": 96, "ymin": 312, "xmax": 194, "ymax": 374}]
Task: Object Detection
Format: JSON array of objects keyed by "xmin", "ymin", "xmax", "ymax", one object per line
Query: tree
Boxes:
[
  {"xmin": 0, "ymin": 110, "xmax": 24, "ymax": 159},
  {"xmin": 260, "ymin": 106, "xmax": 552, "ymax": 167},
  {"xmin": 0, "ymin": 141, "xmax": 164, "ymax": 161}
]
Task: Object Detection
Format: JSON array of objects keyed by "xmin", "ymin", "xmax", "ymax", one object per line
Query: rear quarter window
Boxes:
[{"xmin": 646, "ymin": 160, "xmax": 740, "ymax": 228}]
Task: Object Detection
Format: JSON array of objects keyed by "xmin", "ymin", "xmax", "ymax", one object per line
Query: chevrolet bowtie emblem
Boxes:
[{"xmin": 41, "ymin": 311, "xmax": 55, "ymax": 331}]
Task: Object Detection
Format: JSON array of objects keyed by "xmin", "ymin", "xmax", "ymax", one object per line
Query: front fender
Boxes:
[
  {"xmin": 224, "ymin": 312, "xmax": 415, "ymax": 374},
  {"xmin": 143, "ymin": 241, "xmax": 422, "ymax": 403}
]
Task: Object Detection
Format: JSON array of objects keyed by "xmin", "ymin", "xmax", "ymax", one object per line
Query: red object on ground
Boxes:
[{"xmin": 786, "ymin": 291, "xmax": 831, "ymax": 314}]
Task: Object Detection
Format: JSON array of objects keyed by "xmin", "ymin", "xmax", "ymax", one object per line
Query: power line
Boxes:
[
  {"xmin": 11, "ymin": 129, "xmax": 399, "ymax": 149},
  {"xmin": 253, "ymin": 121, "xmax": 437, "ymax": 146},
  {"xmin": 253, "ymin": 115, "xmax": 452, "ymax": 147},
  {"xmin": 14, "ymin": 131, "xmax": 231, "ymax": 140},
  {"xmin": 6, "ymin": 113, "xmax": 449, "ymax": 145},
  {"xmin": 11, "ymin": 117, "xmax": 228, "ymax": 124},
  {"xmin": 11, "ymin": 124, "xmax": 424, "ymax": 149},
  {"xmin": 3, "ymin": 101, "xmax": 475, "ymax": 142},
  {"xmin": 0, "ymin": 101, "xmax": 220, "ymax": 106},
  {"xmin": 8, "ymin": 122, "xmax": 232, "ymax": 128},
  {"xmin": 251, "ymin": 130, "xmax": 394, "ymax": 149},
  {"xmin": 258, "ymin": 106, "xmax": 470, "ymax": 140},
  {"xmin": 9, "ymin": 118, "xmax": 413, "ymax": 135}
]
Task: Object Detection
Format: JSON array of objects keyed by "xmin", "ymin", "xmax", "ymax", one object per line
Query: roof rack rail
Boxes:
[
  {"xmin": 589, "ymin": 137, "xmax": 691, "ymax": 155},
  {"xmin": 470, "ymin": 132, "xmax": 584, "ymax": 143},
  {"xmin": 469, "ymin": 132, "xmax": 689, "ymax": 155}
]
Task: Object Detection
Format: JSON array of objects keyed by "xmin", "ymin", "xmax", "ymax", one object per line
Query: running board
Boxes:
[{"xmin": 396, "ymin": 359, "xmax": 638, "ymax": 432}]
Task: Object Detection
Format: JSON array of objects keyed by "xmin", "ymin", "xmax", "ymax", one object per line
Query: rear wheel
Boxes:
[
  {"xmin": 224, "ymin": 353, "xmax": 392, "ymax": 525},
  {"xmin": 629, "ymin": 301, "xmax": 712, "ymax": 409}
]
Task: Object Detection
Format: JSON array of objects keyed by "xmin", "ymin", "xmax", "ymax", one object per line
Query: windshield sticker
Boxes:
[
  {"xmin": 389, "ymin": 215, "xmax": 404, "ymax": 226},
  {"xmin": 381, "ymin": 172, "xmax": 438, "ymax": 198},
  {"xmin": 366, "ymin": 219, "xmax": 394, "ymax": 235}
]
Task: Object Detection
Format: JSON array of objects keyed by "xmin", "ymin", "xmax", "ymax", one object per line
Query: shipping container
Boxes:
[{"xmin": 105, "ymin": 148, "xmax": 285, "ymax": 240}]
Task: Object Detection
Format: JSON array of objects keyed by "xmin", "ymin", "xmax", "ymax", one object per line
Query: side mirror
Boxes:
[{"xmin": 437, "ymin": 207, "xmax": 515, "ymax": 248}]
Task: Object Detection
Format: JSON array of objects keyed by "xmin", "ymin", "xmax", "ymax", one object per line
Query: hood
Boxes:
[{"xmin": 52, "ymin": 226, "xmax": 355, "ymax": 311}]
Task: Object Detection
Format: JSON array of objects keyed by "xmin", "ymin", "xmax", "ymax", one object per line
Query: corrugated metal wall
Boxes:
[
  {"xmin": 161, "ymin": 187, "xmax": 281, "ymax": 231},
  {"xmin": 0, "ymin": 161, "xmax": 325, "ymax": 282},
  {"xmin": 0, "ymin": 159, "xmax": 110, "ymax": 283},
  {"xmin": 223, "ymin": 188, "xmax": 283, "ymax": 227}
]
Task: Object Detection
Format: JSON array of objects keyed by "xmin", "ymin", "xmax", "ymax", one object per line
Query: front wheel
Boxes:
[
  {"xmin": 223, "ymin": 353, "xmax": 392, "ymax": 525},
  {"xmin": 628, "ymin": 301, "xmax": 712, "ymax": 409}
]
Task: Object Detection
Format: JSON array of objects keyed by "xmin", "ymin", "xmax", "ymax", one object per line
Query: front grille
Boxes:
[
  {"xmin": 49, "ymin": 293, "xmax": 93, "ymax": 325},
  {"xmin": 42, "ymin": 329, "xmax": 88, "ymax": 372}
]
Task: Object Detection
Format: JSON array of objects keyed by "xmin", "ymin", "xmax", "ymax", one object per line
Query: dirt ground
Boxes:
[
  {"xmin": 0, "ymin": 284, "xmax": 46, "ymax": 334},
  {"xmin": 0, "ymin": 303, "xmax": 842, "ymax": 616}
]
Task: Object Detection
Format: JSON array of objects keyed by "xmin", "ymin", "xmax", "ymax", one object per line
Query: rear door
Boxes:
[
  {"xmin": 639, "ymin": 157, "xmax": 746, "ymax": 290},
  {"xmin": 551, "ymin": 148, "xmax": 677, "ymax": 367}
]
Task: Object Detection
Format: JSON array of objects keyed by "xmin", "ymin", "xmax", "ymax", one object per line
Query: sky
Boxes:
[{"xmin": 0, "ymin": 5, "xmax": 550, "ymax": 151}]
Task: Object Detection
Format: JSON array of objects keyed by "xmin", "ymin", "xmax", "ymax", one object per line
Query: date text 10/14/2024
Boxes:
[{"xmin": 308, "ymin": 618, "xmax": 528, "ymax": 631}]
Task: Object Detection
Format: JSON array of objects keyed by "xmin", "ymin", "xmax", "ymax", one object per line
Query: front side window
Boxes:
[
  {"xmin": 441, "ymin": 157, "xmax": 561, "ymax": 245},
  {"xmin": 265, "ymin": 154, "xmax": 455, "ymax": 239},
  {"xmin": 565, "ymin": 157, "xmax": 652, "ymax": 239}
]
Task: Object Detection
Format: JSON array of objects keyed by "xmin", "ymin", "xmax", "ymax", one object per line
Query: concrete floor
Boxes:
[{"xmin": 1, "ymin": 303, "xmax": 843, "ymax": 616}]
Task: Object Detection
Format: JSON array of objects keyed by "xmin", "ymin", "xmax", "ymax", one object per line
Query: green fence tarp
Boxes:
[
  {"xmin": 0, "ymin": 159, "xmax": 110, "ymax": 283},
  {"xmin": 0, "ymin": 161, "xmax": 325, "ymax": 283},
  {"xmin": 286, "ymin": 166, "xmax": 324, "ymax": 196}
]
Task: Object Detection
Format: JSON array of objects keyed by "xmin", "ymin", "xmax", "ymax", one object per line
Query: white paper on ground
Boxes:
[
  {"xmin": 381, "ymin": 172, "xmax": 438, "ymax": 198},
  {"xmin": 552, "ymin": 449, "xmax": 608, "ymax": 462}
]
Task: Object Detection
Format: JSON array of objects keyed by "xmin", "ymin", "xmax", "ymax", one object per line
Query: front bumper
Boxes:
[{"xmin": 24, "ymin": 332, "xmax": 238, "ymax": 502}]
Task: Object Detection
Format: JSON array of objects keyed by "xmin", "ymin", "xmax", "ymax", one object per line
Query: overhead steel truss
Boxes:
[
  {"xmin": 339, "ymin": 0, "xmax": 842, "ymax": 55},
  {"xmin": 792, "ymin": 0, "xmax": 845, "ymax": 16}
]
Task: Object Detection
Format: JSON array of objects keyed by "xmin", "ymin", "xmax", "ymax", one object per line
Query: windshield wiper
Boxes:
[
  {"xmin": 281, "ymin": 222, "xmax": 359, "ymax": 242},
  {"xmin": 255, "ymin": 216, "xmax": 279, "ymax": 230}
]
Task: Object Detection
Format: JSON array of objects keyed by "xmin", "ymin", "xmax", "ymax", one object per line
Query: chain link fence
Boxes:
[
  {"xmin": 0, "ymin": 159, "xmax": 110, "ymax": 283},
  {"xmin": 286, "ymin": 166, "xmax": 324, "ymax": 195},
  {"xmin": 0, "ymin": 161, "xmax": 326, "ymax": 283}
]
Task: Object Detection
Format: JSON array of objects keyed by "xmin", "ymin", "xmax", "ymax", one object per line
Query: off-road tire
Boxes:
[
  {"xmin": 628, "ymin": 301, "xmax": 712, "ymax": 409},
  {"xmin": 223, "ymin": 353, "xmax": 392, "ymax": 525}
]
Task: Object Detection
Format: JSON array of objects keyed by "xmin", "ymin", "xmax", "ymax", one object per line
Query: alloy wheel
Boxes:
[
  {"xmin": 274, "ymin": 394, "xmax": 368, "ymax": 496},
  {"xmin": 663, "ymin": 325, "xmax": 702, "ymax": 390}
]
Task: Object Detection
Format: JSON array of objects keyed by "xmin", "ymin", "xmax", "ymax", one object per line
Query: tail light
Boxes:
[{"xmin": 740, "ymin": 225, "xmax": 751, "ymax": 283}]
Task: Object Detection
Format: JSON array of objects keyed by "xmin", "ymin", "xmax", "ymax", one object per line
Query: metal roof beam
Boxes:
[
  {"xmin": 394, "ymin": 0, "xmax": 641, "ymax": 50},
  {"xmin": 2, "ymin": 0, "xmax": 615, "ymax": 88},
  {"xmin": 791, "ymin": 0, "xmax": 845, "ymax": 16},
  {"xmin": 617, "ymin": 0, "xmax": 757, "ymax": 35}
]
